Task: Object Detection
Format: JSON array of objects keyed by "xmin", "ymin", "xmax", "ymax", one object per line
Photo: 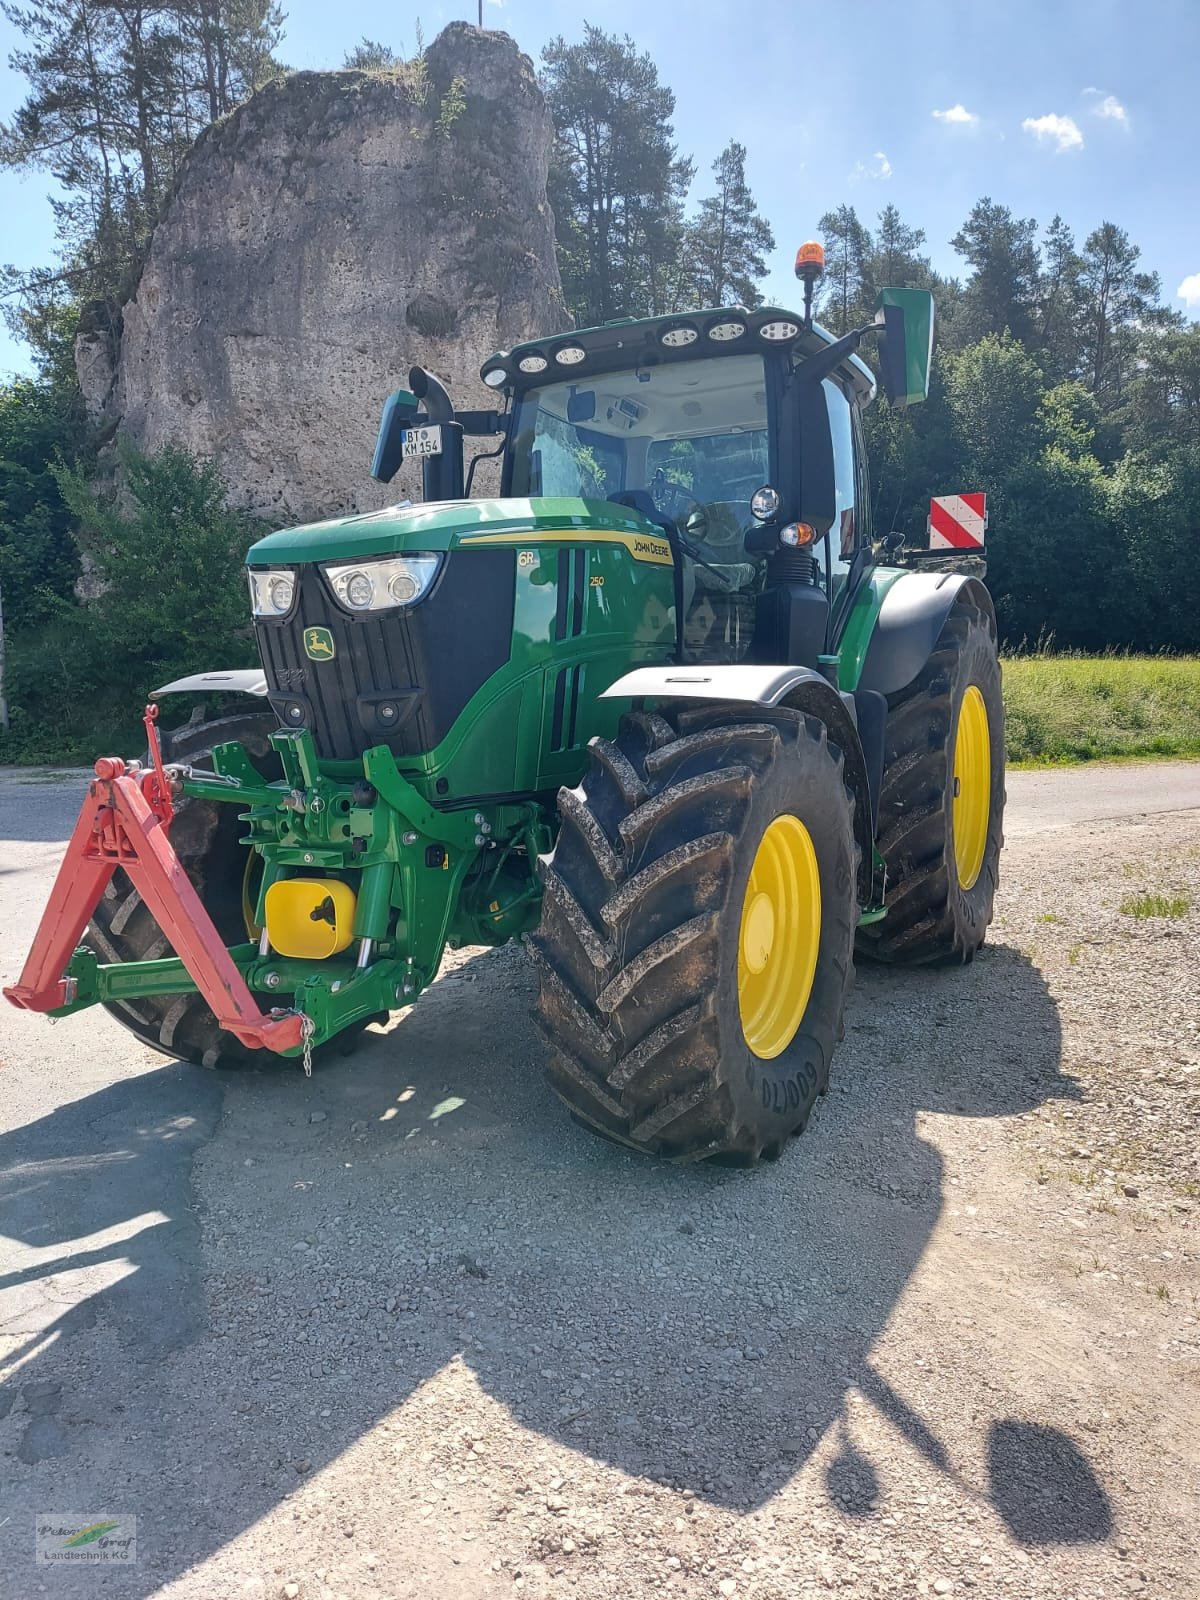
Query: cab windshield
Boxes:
[
  {"xmin": 507, "ymin": 353, "xmax": 768, "ymax": 528},
  {"xmin": 507, "ymin": 354, "xmax": 771, "ymax": 659}
]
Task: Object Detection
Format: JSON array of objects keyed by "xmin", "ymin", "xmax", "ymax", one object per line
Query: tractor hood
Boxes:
[{"xmin": 246, "ymin": 497, "xmax": 666, "ymax": 567}]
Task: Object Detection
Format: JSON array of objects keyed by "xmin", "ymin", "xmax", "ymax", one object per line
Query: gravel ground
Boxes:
[{"xmin": 0, "ymin": 767, "xmax": 1197, "ymax": 1600}]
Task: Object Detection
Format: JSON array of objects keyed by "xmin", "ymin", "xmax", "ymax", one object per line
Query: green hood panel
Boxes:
[{"xmin": 247, "ymin": 497, "xmax": 660, "ymax": 566}]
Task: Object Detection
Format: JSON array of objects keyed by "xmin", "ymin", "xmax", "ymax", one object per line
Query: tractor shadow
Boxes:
[{"xmin": 0, "ymin": 937, "xmax": 1114, "ymax": 1596}]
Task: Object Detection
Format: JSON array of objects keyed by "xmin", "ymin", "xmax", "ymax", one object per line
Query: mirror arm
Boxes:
[{"xmin": 792, "ymin": 322, "xmax": 879, "ymax": 387}]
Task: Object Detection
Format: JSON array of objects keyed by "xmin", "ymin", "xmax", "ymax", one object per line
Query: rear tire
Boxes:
[
  {"xmin": 87, "ymin": 710, "xmax": 282, "ymax": 1068},
  {"xmin": 857, "ymin": 596, "xmax": 1005, "ymax": 965},
  {"xmin": 527, "ymin": 703, "xmax": 858, "ymax": 1163}
]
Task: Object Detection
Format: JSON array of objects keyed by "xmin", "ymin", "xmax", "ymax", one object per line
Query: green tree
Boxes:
[
  {"xmin": 0, "ymin": 0, "xmax": 285, "ymax": 355},
  {"xmin": 2, "ymin": 446, "xmax": 262, "ymax": 760},
  {"xmin": 0, "ymin": 375, "xmax": 85, "ymax": 630},
  {"xmin": 945, "ymin": 331, "xmax": 1047, "ymax": 483},
  {"xmin": 1119, "ymin": 324, "xmax": 1200, "ymax": 457},
  {"xmin": 1078, "ymin": 221, "xmax": 1162, "ymax": 407},
  {"xmin": 870, "ymin": 203, "xmax": 928, "ymax": 291},
  {"xmin": 818, "ymin": 204, "xmax": 870, "ymax": 333},
  {"xmin": 1035, "ymin": 214, "xmax": 1083, "ymax": 385},
  {"xmin": 541, "ymin": 24, "xmax": 693, "ymax": 324},
  {"xmin": 1109, "ymin": 446, "xmax": 1200, "ymax": 651},
  {"xmin": 55, "ymin": 443, "xmax": 258, "ymax": 681},
  {"xmin": 684, "ymin": 140, "xmax": 774, "ymax": 308},
  {"xmin": 951, "ymin": 197, "xmax": 1040, "ymax": 345}
]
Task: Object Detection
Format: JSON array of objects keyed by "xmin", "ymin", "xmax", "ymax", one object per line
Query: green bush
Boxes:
[{"xmin": 0, "ymin": 446, "xmax": 264, "ymax": 764}]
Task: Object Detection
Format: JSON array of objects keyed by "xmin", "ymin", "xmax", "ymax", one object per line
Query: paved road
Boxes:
[
  {"xmin": 1003, "ymin": 759, "xmax": 1198, "ymax": 837},
  {"xmin": 1, "ymin": 760, "xmax": 1197, "ymax": 1599}
]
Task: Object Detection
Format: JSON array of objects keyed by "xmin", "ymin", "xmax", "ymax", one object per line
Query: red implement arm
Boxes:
[{"xmin": 3, "ymin": 746, "xmax": 303, "ymax": 1055}]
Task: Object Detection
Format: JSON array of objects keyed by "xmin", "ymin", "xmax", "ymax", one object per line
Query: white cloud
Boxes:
[
  {"xmin": 1178, "ymin": 273, "xmax": 1200, "ymax": 308},
  {"xmin": 1094, "ymin": 94, "xmax": 1128, "ymax": 125},
  {"xmin": 1022, "ymin": 113, "xmax": 1084, "ymax": 152},
  {"xmin": 849, "ymin": 150, "xmax": 893, "ymax": 183},
  {"xmin": 932, "ymin": 104, "xmax": 980, "ymax": 127}
]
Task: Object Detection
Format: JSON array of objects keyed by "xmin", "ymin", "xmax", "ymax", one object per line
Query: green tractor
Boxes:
[{"xmin": 6, "ymin": 252, "xmax": 1004, "ymax": 1163}]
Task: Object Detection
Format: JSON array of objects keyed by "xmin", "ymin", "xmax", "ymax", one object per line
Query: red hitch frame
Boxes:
[{"xmin": 3, "ymin": 710, "xmax": 303, "ymax": 1054}]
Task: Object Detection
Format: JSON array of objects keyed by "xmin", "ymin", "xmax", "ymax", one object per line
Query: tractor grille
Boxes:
[{"xmin": 254, "ymin": 551, "xmax": 515, "ymax": 762}]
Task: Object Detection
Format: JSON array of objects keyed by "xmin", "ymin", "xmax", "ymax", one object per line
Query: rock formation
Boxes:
[{"xmin": 76, "ymin": 24, "xmax": 566, "ymax": 524}]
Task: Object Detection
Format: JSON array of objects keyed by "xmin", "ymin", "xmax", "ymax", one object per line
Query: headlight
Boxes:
[
  {"xmin": 751, "ymin": 485, "xmax": 781, "ymax": 521},
  {"xmin": 248, "ymin": 569, "xmax": 295, "ymax": 616},
  {"xmin": 324, "ymin": 554, "xmax": 441, "ymax": 612}
]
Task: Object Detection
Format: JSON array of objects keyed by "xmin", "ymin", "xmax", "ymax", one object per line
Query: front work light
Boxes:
[
  {"xmin": 555, "ymin": 345, "xmax": 587, "ymax": 367},
  {"xmin": 481, "ymin": 360, "xmax": 509, "ymax": 389},
  {"xmin": 751, "ymin": 485, "xmax": 781, "ymax": 521},
  {"xmin": 248, "ymin": 569, "xmax": 295, "ymax": 616},
  {"xmin": 324, "ymin": 554, "xmax": 441, "ymax": 613},
  {"xmin": 707, "ymin": 320, "xmax": 746, "ymax": 342},
  {"xmin": 660, "ymin": 324, "xmax": 698, "ymax": 348},
  {"xmin": 759, "ymin": 319, "xmax": 800, "ymax": 342},
  {"xmin": 518, "ymin": 353, "xmax": 549, "ymax": 374}
]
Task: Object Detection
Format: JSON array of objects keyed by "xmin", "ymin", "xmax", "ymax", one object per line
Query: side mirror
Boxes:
[
  {"xmin": 371, "ymin": 388, "xmax": 420, "ymax": 483},
  {"xmin": 874, "ymin": 288, "xmax": 935, "ymax": 408},
  {"xmin": 796, "ymin": 381, "xmax": 835, "ymax": 537}
]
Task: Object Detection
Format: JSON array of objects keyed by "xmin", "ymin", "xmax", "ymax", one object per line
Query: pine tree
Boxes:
[
  {"xmin": 685, "ymin": 140, "xmax": 774, "ymax": 309},
  {"xmin": 1078, "ymin": 222, "xmax": 1162, "ymax": 406},
  {"xmin": 872, "ymin": 203, "xmax": 927, "ymax": 289},
  {"xmin": 0, "ymin": 0, "xmax": 285, "ymax": 359},
  {"xmin": 540, "ymin": 25, "xmax": 693, "ymax": 324},
  {"xmin": 818, "ymin": 204, "xmax": 870, "ymax": 333},
  {"xmin": 1035, "ymin": 215, "xmax": 1083, "ymax": 385},
  {"xmin": 951, "ymin": 198, "xmax": 1041, "ymax": 344}
]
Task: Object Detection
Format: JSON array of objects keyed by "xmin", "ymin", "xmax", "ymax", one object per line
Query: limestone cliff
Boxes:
[{"xmin": 77, "ymin": 24, "xmax": 566, "ymax": 523}]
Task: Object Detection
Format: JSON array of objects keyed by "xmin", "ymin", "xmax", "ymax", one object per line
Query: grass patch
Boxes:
[
  {"xmin": 1118, "ymin": 892, "xmax": 1191, "ymax": 919},
  {"xmin": 1003, "ymin": 656, "xmax": 1200, "ymax": 765}
]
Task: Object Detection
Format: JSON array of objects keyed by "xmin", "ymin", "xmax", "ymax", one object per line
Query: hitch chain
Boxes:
[
  {"xmin": 270, "ymin": 1007, "xmax": 315, "ymax": 1075},
  {"xmin": 299, "ymin": 1012, "xmax": 316, "ymax": 1078}
]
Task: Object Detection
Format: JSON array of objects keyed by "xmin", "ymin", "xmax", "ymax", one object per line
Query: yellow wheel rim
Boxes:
[
  {"xmin": 738, "ymin": 814, "xmax": 822, "ymax": 1060},
  {"xmin": 953, "ymin": 684, "xmax": 991, "ymax": 891}
]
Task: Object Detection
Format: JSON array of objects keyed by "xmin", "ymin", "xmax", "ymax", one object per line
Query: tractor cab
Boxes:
[{"xmin": 373, "ymin": 276, "xmax": 934, "ymax": 677}]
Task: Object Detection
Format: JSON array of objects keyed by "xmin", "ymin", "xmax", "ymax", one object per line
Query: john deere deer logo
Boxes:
[{"xmin": 303, "ymin": 627, "xmax": 336, "ymax": 662}]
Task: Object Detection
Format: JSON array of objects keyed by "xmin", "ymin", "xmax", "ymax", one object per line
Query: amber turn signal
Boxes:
[{"xmin": 781, "ymin": 522, "xmax": 817, "ymax": 548}]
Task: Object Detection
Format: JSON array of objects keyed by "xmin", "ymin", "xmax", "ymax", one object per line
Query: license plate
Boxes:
[{"xmin": 401, "ymin": 425, "xmax": 443, "ymax": 459}]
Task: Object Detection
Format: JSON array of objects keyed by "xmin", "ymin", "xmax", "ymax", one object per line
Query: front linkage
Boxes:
[{"xmin": 5, "ymin": 710, "xmax": 550, "ymax": 1062}]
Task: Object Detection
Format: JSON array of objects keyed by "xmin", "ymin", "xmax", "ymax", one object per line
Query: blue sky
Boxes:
[{"xmin": 2, "ymin": 0, "xmax": 1198, "ymax": 378}]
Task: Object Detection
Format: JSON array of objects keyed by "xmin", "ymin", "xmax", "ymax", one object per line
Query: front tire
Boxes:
[
  {"xmin": 857, "ymin": 595, "xmax": 1005, "ymax": 965},
  {"xmin": 527, "ymin": 703, "xmax": 858, "ymax": 1163}
]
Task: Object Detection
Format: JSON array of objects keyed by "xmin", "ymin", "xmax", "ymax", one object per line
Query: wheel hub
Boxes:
[{"xmin": 741, "ymin": 892, "xmax": 776, "ymax": 974}]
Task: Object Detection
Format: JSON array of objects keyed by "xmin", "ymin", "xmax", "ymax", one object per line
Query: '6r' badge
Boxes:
[{"xmin": 303, "ymin": 626, "xmax": 336, "ymax": 661}]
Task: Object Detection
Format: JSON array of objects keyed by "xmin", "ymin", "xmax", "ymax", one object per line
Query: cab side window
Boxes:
[{"xmin": 822, "ymin": 378, "xmax": 858, "ymax": 597}]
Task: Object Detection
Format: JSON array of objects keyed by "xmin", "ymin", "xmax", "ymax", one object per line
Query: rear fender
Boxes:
[
  {"xmin": 602, "ymin": 664, "xmax": 875, "ymax": 902},
  {"xmin": 857, "ymin": 573, "xmax": 995, "ymax": 697}
]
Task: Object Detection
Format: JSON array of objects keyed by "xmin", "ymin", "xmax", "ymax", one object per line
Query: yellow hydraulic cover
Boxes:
[{"xmin": 264, "ymin": 878, "xmax": 357, "ymax": 960}]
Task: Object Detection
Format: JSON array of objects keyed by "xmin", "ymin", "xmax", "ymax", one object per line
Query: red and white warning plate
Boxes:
[{"xmin": 929, "ymin": 493, "xmax": 987, "ymax": 550}]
